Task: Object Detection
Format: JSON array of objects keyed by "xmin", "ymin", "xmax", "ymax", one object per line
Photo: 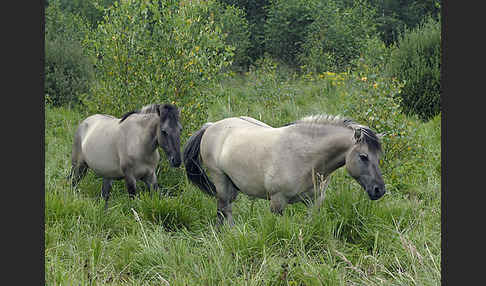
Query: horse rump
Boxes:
[{"xmin": 183, "ymin": 123, "xmax": 216, "ymax": 196}]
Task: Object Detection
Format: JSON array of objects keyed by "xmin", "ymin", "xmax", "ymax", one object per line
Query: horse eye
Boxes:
[{"xmin": 359, "ymin": 153, "xmax": 368, "ymax": 161}]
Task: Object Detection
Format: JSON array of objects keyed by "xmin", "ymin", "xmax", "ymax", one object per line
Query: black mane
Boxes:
[
  {"xmin": 119, "ymin": 110, "xmax": 139, "ymax": 123},
  {"xmin": 118, "ymin": 103, "xmax": 179, "ymax": 123}
]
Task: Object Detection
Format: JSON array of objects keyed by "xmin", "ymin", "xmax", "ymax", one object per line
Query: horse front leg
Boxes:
[
  {"xmin": 142, "ymin": 171, "xmax": 160, "ymax": 197},
  {"xmin": 306, "ymin": 175, "xmax": 331, "ymax": 217},
  {"xmin": 124, "ymin": 175, "xmax": 137, "ymax": 199},
  {"xmin": 217, "ymin": 198, "xmax": 234, "ymax": 226},
  {"xmin": 270, "ymin": 193, "xmax": 288, "ymax": 216},
  {"xmin": 69, "ymin": 163, "xmax": 88, "ymax": 188},
  {"xmin": 101, "ymin": 178, "xmax": 113, "ymax": 210}
]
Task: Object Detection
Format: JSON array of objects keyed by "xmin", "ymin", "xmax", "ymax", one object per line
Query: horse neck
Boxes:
[
  {"xmin": 133, "ymin": 113, "xmax": 161, "ymax": 152},
  {"xmin": 290, "ymin": 124, "xmax": 354, "ymax": 176}
]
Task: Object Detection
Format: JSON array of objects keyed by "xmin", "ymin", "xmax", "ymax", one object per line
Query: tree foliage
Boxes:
[
  {"xmin": 264, "ymin": 0, "xmax": 315, "ymax": 67},
  {"xmin": 218, "ymin": 0, "xmax": 270, "ymax": 62},
  {"xmin": 83, "ymin": 0, "xmax": 234, "ymax": 121},
  {"xmin": 367, "ymin": 0, "xmax": 441, "ymax": 45},
  {"xmin": 388, "ymin": 16, "xmax": 441, "ymax": 121},
  {"xmin": 299, "ymin": 0, "xmax": 377, "ymax": 73},
  {"xmin": 45, "ymin": 1, "xmax": 93, "ymax": 106}
]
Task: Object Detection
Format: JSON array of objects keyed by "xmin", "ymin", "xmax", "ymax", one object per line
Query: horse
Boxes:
[
  {"xmin": 70, "ymin": 103, "xmax": 182, "ymax": 209},
  {"xmin": 183, "ymin": 114, "xmax": 385, "ymax": 226}
]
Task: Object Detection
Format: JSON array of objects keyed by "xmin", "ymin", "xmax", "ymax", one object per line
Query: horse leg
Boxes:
[
  {"xmin": 211, "ymin": 172, "xmax": 238, "ymax": 226},
  {"xmin": 313, "ymin": 176, "xmax": 331, "ymax": 211},
  {"xmin": 269, "ymin": 193, "xmax": 288, "ymax": 216},
  {"xmin": 142, "ymin": 171, "xmax": 159, "ymax": 195},
  {"xmin": 141, "ymin": 176, "xmax": 151, "ymax": 192},
  {"xmin": 124, "ymin": 175, "xmax": 137, "ymax": 199},
  {"xmin": 217, "ymin": 198, "xmax": 234, "ymax": 226},
  {"xmin": 101, "ymin": 178, "xmax": 113, "ymax": 210},
  {"xmin": 70, "ymin": 163, "xmax": 88, "ymax": 188},
  {"xmin": 305, "ymin": 175, "xmax": 331, "ymax": 218}
]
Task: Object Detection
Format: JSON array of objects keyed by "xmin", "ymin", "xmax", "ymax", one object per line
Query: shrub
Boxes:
[
  {"xmin": 83, "ymin": 0, "xmax": 233, "ymax": 120},
  {"xmin": 45, "ymin": 38, "xmax": 94, "ymax": 106},
  {"xmin": 388, "ymin": 16, "xmax": 441, "ymax": 121},
  {"xmin": 299, "ymin": 0, "xmax": 377, "ymax": 73},
  {"xmin": 354, "ymin": 36, "xmax": 392, "ymax": 71},
  {"xmin": 264, "ymin": 0, "xmax": 316, "ymax": 67},
  {"xmin": 44, "ymin": 1, "xmax": 93, "ymax": 106},
  {"xmin": 218, "ymin": 0, "xmax": 270, "ymax": 62},
  {"xmin": 45, "ymin": 0, "xmax": 117, "ymax": 28},
  {"xmin": 212, "ymin": 3, "xmax": 251, "ymax": 70}
]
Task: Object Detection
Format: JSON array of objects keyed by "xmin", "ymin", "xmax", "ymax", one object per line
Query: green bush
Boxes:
[
  {"xmin": 354, "ymin": 36, "xmax": 392, "ymax": 71},
  {"xmin": 45, "ymin": 38, "xmax": 94, "ymax": 106},
  {"xmin": 388, "ymin": 16, "xmax": 441, "ymax": 121},
  {"xmin": 264, "ymin": 0, "xmax": 316, "ymax": 67},
  {"xmin": 212, "ymin": 2, "xmax": 251, "ymax": 70},
  {"xmin": 45, "ymin": 0, "xmax": 116, "ymax": 28},
  {"xmin": 44, "ymin": 2, "xmax": 93, "ymax": 106},
  {"xmin": 299, "ymin": 0, "xmax": 377, "ymax": 73},
  {"xmin": 84, "ymin": 0, "xmax": 233, "ymax": 119},
  {"xmin": 218, "ymin": 0, "xmax": 270, "ymax": 62}
]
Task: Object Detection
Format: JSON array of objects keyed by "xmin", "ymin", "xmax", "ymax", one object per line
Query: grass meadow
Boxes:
[{"xmin": 45, "ymin": 70, "xmax": 441, "ymax": 285}]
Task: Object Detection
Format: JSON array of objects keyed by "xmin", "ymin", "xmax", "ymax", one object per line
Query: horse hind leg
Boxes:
[
  {"xmin": 70, "ymin": 127, "xmax": 87, "ymax": 187},
  {"xmin": 211, "ymin": 172, "xmax": 238, "ymax": 227}
]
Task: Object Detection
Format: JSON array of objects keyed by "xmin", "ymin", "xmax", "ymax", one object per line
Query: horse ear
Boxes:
[{"xmin": 354, "ymin": 128, "xmax": 362, "ymax": 143}]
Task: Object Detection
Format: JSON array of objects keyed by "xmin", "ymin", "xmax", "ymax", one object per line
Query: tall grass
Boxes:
[{"xmin": 45, "ymin": 69, "xmax": 440, "ymax": 285}]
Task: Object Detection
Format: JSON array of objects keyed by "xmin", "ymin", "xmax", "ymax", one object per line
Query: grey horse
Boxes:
[
  {"xmin": 183, "ymin": 114, "xmax": 385, "ymax": 226},
  {"xmin": 70, "ymin": 103, "xmax": 182, "ymax": 209}
]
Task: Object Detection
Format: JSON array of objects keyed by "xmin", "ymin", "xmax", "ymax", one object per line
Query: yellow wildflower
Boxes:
[{"xmin": 361, "ymin": 76, "xmax": 367, "ymax": 81}]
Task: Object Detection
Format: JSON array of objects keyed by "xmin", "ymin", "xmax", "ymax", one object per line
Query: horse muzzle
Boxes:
[
  {"xmin": 367, "ymin": 184, "xmax": 386, "ymax": 200},
  {"xmin": 169, "ymin": 155, "xmax": 182, "ymax": 168}
]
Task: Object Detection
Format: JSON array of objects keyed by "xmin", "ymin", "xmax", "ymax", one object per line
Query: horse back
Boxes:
[{"xmin": 200, "ymin": 117, "xmax": 284, "ymax": 197}]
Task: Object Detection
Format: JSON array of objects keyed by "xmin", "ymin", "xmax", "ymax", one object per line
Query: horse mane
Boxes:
[
  {"xmin": 119, "ymin": 103, "xmax": 178, "ymax": 123},
  {"xmin": 289, "ymin": 114, "xmax": 382, "ymax": 153}
]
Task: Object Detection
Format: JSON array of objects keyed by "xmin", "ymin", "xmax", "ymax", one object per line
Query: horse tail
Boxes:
[{"xmin": 183, "ymin": 123, "xmax": 216, "ymax": 197}]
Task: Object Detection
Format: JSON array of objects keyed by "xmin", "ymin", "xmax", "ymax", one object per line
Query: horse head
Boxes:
[
  {"xmin": 345, "ymin": 127, "xmax": 386, "ymax": 200},
  {"xmin": 157, "ymin": 104, "xmax": 182, "ymax": 167}
]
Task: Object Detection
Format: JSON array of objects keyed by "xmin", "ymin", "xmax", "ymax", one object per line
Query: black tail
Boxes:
[{"xmin": 183, "ymin": 123, "xmax": 216, "ymax": 196}]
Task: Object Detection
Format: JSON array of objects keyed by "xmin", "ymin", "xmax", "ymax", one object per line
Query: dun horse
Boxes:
[
  {"xmin": 70, "ymin": 103, "xmax": 182, "ymax": 209},
  {"xmin": 183, "ymin": 115, "xmax": 385, "ymax": 225}
]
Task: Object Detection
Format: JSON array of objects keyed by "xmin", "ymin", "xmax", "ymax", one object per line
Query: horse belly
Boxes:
[
  {"xmin": 81, "ymin": 122, "xmax": 123, "ymax": 178},
  {"xmin": 220, "ymin": 134, "xmax": 273, "ymax": 199}
]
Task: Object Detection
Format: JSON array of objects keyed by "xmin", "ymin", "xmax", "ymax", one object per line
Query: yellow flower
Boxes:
[
  {"xmin": 361, "ymin": 76, "xmax": 367, "ymax": 81},
  {"xmin": 373, "ymin": 83, "xmax": 378, "ymax": 89},
  {"xmin": 195, "ymin": 46, "xmax": 200, "ymax": 52}
]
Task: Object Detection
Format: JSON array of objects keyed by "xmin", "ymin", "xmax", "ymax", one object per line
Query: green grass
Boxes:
[{"xmin": 45, "ymin": 71, "xmax": 440, "ymax": 285}]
